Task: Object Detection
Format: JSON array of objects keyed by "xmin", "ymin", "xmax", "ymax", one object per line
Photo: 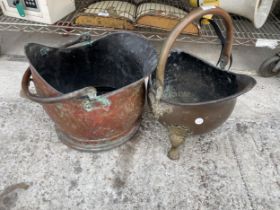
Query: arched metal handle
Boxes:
[
  {"xmin": 156, "ymin": 7, "xmax": 233, "ymax": 101},
  {"xmin": 21, "ymin": 68, "xmax": 111, "ymax": 112},
  {"xmin": 21, "ymin": 68, "xmax": 98, "ymax": 104},
  {"xmin": 21, "ymin": 34, "xmax": 111, "ymax": 111},
  {"xmin": 21, "ymin": 34, "xmax": 95, "ymax": 104}
]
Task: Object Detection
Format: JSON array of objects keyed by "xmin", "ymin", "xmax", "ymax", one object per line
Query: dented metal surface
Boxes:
[
  {"xmin": 21, "ymin": 32, "xmax": 157, "ymax": 151},
  {"xmin": 148, "ymin": 91, "xmax": 174, "ymax": 119}
]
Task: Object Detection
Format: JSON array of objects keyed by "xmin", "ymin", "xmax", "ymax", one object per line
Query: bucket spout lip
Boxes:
[
  {"xmin": 24, "ymin": 42, "xmax": 56, "ymax": 63},
  {"xmin": 235, "ymin": 73, "xmax": 257, "ymax": 95},
  {"xmin": 24, "ymin": 32, "xmax": 158, "ymax": 77}
]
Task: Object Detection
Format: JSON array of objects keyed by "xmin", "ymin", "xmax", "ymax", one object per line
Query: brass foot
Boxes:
[
  {"xmin": 168, "ymin": 148, "xmax": 180, "ymax": 160},
  {"xmin": 167, "ymin": 126, "xmax": 189, "ymax": 160}
]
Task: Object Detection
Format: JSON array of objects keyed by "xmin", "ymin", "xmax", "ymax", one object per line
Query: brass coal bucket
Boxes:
[
  {"xmin": 21, "ymin": 32, "xmax": 157, "ymax": 151},
  {"xmin": 148, "ymin": 7, "xmax": 257, "ymax": 160}
]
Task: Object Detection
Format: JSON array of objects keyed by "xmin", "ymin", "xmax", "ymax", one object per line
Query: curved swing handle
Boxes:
[
  {"xmin": 156, "ymin": 7, "xmax": 233, "ymax": 101},
  {"xmin": 21, "ymin": 34, "xmax": 96, "ymax": 104},
  {"xmin": 21, "ymin": 68, "xmax": 98, "ymax": 104},
  {"xmin": 21, "ymin": 34, "xmax": 111, "ymax": 111},
  {"xmin": 21, "ymin": 68, "xmax": 111, "ymax": 112}
]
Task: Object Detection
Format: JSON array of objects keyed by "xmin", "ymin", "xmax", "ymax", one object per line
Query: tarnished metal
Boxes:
[
  {"xmin": 155, "ymin": 7, "xmax": 234, "ymax": 98},
  {"xmin": 148, "ymin": 7, "xmax": 256, "ymax": 160},
  {"xmin": 21, "ymin": 32, "xmax": 157, "ymax": 151}
]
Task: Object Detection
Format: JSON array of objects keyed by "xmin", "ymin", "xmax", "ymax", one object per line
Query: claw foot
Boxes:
[{"xmin": 167, "ymin": 126, "xmax": 190, "ymax": 160}]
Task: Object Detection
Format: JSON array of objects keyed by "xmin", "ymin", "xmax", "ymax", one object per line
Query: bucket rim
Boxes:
[
  {"xmin": 149, "ymin": 73, "xmax": 256, "ymax": 106},
  {"xmin": 149, "ymin": 51, "xmax": 257, "ymax": 106},
  {"xmin": 24, "ymin": 31, "xmax": 152, "ymax": 51},
  {"xmin": 25, "ymin": 31, "xmax": 157, "ymax": 99},
  {"xmin": 28, "ymin": 65, "xmax": 148, "ymax": 99}
]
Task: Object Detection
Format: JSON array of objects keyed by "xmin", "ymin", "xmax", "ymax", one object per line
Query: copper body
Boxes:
[
  {"xmin": 22, "ymin": 68, "xmax": 145, "ymax": 151},
  {"xmin": 21, "ymin": 33, "xmax": 157, "ymax": 151},
  {"xmin": 149, "ymin": 7, "xmax": 256, "ymax": 160}
]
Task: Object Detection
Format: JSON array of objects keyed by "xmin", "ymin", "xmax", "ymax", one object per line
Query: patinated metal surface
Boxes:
[
  {"xmin": 21, "ymin": 32, "xmax": 157, "ymax": 151},
  {"xmin": 30, "ymin": 66, "xmax": 145, "ymax": 141},
  {"xmin": 22, "ymin": 67, "xmax": 146, "ymax": 151},
  {"xmin": 149, "ymin": 7, "xmax": 256, "ymax": 160},
  {"xmin": 149, "ymin": 93, "xmax": 237, "ymax": 135}
]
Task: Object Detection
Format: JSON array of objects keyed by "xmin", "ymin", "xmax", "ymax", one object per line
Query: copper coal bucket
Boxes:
[
  {"xmin": 21, "ymin": 32, "xmax": 157, "ymax": 151},
  {"xmin": 148, "ymin": 7, "xmax": 257, "ymax": 160}
]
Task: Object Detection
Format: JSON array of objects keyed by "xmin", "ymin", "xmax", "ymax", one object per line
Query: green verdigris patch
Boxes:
[{"xmin": 148, "ymin": 92, "xmax": 173, "ymax": 119}]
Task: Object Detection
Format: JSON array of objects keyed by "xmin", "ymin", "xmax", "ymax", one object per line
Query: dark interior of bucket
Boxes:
[
  {"xmin": 25, "ymin": 33, "xmax": 157, "ymax": 95},
  {"xmin": 152, "ymin": 51, "xmax": 239, "ymax": 103}
]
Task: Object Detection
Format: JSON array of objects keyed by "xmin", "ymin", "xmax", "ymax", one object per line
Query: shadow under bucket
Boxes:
[{"xmin": 22, "ymin": 32, "xmax": 157, "ymax": 151}]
